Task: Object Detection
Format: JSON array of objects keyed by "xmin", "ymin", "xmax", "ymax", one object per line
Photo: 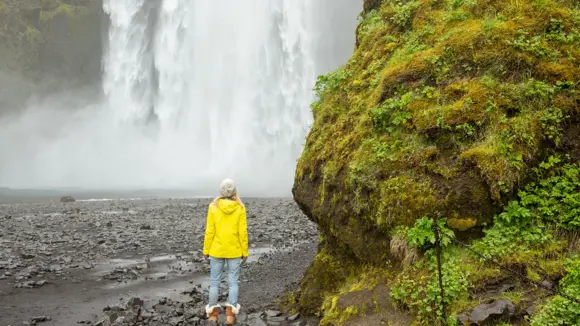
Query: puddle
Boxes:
[
  {"xmin": 102, "ymin": 273, "xmax": 207, "ymax": 303},
  {"xmin": 69, "ymin": 243, "xmax": 303, "ymax": 319},
  {"xmin": 91, "ymin": 245, "xmax": 286, "ymax": 286},
  {"xmin": 247, "ymin": 247, "xmax": 274, "ymax": 263}
]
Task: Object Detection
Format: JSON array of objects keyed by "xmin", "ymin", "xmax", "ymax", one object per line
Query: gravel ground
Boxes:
[{"xmin": 0, "ymin": 197, "xmax": 319, "ymax": 326}]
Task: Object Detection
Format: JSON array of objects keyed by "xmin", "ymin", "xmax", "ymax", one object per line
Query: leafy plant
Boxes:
[
  {"xmin": 545, "ymin": 18, "xmax": 580, "ymax": 44},
  {"xmin": 407, "ymin": 216, "xmax": 455, "ymax": 250},
  {"xmin": 390, "ymin": 1, "xmax": 420, "ymax": 28},
  {"xmin": 358, "ymin": 9, "xmax": 384, "ymax": 39},
  {"xmin": 474, "ymin": 156, "xmax": 580, "ymax": 259},
  {"xmin": 507, "ymin": 30, "xmax": 561, "ymax": 59},
  {"xmin": 391, "ymin": 249, "xmax": 469, "ymax": 323},
  {"xmin": 455, "ymin": 123, "xmax": 476, "ymax": 137},
  {"xmin": 447, "ymin": 0, "xmax": 476, "ymax": 10},
  {"xmin": 531, "ymin": 256, "xmax": 580, "ymax": 325},
  {"xmin": 313, "ymin": 67, "xmax": 351, "ymax": 99},
  {"xmin": 311, "ymin": 67, "xmax": 351, "ymax": 112},
  {"xmin": 498, "ymin": 132, "xmax": 524, "ymax": 170},
  {"xmin": 370, "ymin": 92, "xmax": 414, "ymax": 133},
  {"xmin": 362, "ymin": 137, "xmax": 403, "ymax": 163},
  {"xmin": 521, "ymin": 159, "xmax": 580, "ymax": 230},
  {"xmin": 387, "ymin": 25, "xmax": 433, "ymax": 66},
  {"xmin": 539, "ymin": 107, "xmax": 567, "ymax": 145}
]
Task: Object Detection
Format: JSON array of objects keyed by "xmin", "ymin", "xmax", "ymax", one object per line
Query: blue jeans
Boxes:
[{"xmin": 208, "ymin": 257, "xmax": 241, "ymax": 307}]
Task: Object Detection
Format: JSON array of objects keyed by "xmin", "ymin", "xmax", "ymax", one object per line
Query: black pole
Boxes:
[{"xmin": 432, "ymin": 216, "xmax": 447, "ymax": 325}]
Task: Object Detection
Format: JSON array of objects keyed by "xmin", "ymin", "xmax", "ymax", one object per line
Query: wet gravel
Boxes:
[{"xmin": 0, "ymin": 197, "xmax": 319, "ymax": 326}]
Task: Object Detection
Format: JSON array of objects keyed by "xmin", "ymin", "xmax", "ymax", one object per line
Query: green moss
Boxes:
[
  {"xmin": 40, "ymin": 3, "xmax": 75, "ymax": 23},
  {"xmin": 296, "ymin": 0, "xmax": 580, "ymax": 248},
  {"xmin": 296, "ymin": 243, "xmax": 355, "ymax": 314},
  {"xmin": 0, "ymin": 0, "xmax": 98, "ymax": 75},
  {"xmin": 319, "ymin": 267, "xmax": 394, "ymax": 325},
  {"xmin": 374, "ymin": 175, "xmax": 439, "ymax": 230},
  {"xmin": 293, "ymin": 0, "xmax": 580, "ymax": 323}
]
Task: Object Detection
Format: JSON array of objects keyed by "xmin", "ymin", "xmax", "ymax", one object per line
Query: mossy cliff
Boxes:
[
  {"xmin": 292, "ymin": 0, "xmax": 580, "ymax": 325},
  {"xmin": 0, "ymin": 0, "xmax": 103, "ymax": 83}
]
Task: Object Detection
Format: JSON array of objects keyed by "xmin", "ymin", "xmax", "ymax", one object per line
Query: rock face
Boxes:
[
  {"xmin": 363, "ymin": 0, "xmax": 382, "ymax": 13},
  {"xmin": 293, "ymin": 0, "xmax": 580, "ymax": 323},
  {"xmin": 294, "ymin": 0, "xmax": 580, "ymax": 261}
]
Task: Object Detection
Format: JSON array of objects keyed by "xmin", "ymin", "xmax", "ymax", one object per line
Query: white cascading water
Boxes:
[
  {"xmin": 0, "ymin": 0, "xmax": 360, "ymax": 196},
  {"xmin": 102, "ymin": 0, "xmax": 157, "ymax": 124}
]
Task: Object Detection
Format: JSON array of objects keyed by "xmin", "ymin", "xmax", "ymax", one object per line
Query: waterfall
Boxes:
[
  {"xmin": 102, "ymin": 0, "xmax": 158, "ymax": 123},
  {"xmin": 100, "ymin": 0, "xmax": 361, "ymax": 194},
  {"xmin": 0, "ymin": 0, "xmax": 361, "ymax": 196}
]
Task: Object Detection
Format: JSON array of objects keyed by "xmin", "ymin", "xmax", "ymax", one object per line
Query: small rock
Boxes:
[
  {"xmin": 526, "ymin": 303, "xmax": 538, "ymax": 316},
  {"xmin": 104, "ymin": 305, "xmax": 126, "ymax": 312},
  {"xmin": 265, "ymin": 310, "xmax": 282, "ymax": 318},
  {"xmin": 540, "ymin": 280, "xmax": 553, "ymax": 290},
  {"xmin": 288, "ymin": 313, "xmax": 300, "ymax": 321},
  {"xmin": 237, "ymin": 313, "xmax": 248, "ymax": 323},
  {"xmin": 267, "ymin": 316, "xmax": 286, "ymax": 322},
  {"xmin": 30, "ymin": 316, "xmax": 51, "ymax": 323},
  {"xmin": 60, "ymin": 196, "xmax": 76, "ymax": 203},
  {"xmin": 108, "ymin": 312, "xmax": 119, "ymax": 323},
  {"xmin": 127, "ymin": 297, "xmax": 144, "ymax": 307}
]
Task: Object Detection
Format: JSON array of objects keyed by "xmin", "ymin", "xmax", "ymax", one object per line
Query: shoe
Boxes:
[
  {"xmin": 205, "ymin": 304, "xmax": 221, "ymax": 322},
  {"xmin": 225, "ymin": 304, "xmax": 240, "ymax": 325}
]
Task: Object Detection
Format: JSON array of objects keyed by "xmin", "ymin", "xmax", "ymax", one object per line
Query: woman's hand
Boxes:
[{"xmin": 242, "ymin": 256, "xmax": 247, "ymax": 264}]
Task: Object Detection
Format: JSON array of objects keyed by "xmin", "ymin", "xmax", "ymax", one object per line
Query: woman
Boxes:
[{"xmin": 203, "ymin": 178, "xmax": 249, "ymax": 325}]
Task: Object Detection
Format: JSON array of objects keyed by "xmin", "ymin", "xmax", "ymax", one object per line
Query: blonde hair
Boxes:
[{"xmin": 212, "ymin": 195, "xmax": 244, "ymax": 208}]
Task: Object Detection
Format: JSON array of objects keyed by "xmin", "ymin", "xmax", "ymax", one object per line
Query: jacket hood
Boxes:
[{"xmin": 216, "ymin": 199, "xmax": 240, "ymax": 214}]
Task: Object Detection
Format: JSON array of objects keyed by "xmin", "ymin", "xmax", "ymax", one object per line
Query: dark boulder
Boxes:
[
  {"xmin": 457, "ymin": 299, "xmax": 516, "ymax": 325},
  {"xmin": 60, "ymin": 196, "xmax": 76, "ymax": 203}
]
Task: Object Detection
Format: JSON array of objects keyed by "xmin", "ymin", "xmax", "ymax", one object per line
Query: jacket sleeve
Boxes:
[
  {"xmin": 238, "ymin": 207, "xmax": 249, "ymax": 257},
  {"xmin": 203, "ymin": 206, "xmax": 215, "ymax": 256}
]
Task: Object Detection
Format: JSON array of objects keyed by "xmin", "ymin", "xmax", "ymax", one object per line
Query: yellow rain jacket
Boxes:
[{"xmin": 203, "ymin": 199, "xmax": 249, "ymax": 258}]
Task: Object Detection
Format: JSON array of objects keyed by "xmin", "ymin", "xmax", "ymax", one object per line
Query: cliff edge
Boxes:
[{"xmin": 292, "ymin": 0, "xmax": 580, "ymax": 324}]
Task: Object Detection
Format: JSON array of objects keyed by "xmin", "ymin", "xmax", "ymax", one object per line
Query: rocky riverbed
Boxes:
[{"xmin": 0, "ymin": 197, "xmax": 319, "ymax": 326}]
